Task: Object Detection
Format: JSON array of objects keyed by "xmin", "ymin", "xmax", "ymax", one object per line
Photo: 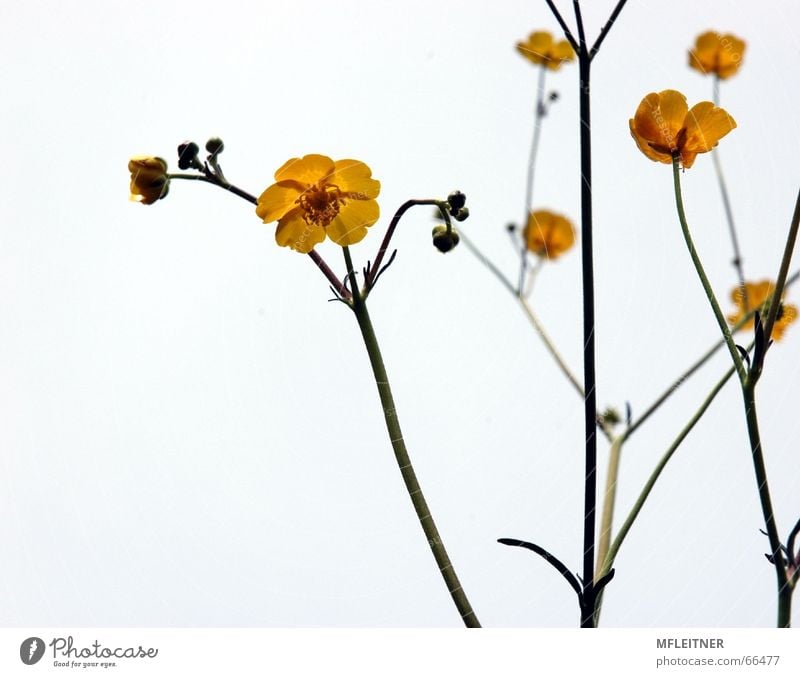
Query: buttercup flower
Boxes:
[
  {"xmin": 689, "ymin": 31, "xmax": 746, "ymax": 80},
  {"xmin": 256, "ymin": 154, "xmax": 380, "ymax": 254},
  {"xmin": 129, "ymin": 156, "xmax": 169, "ymax": 205},
  {"xmin": 524, "ymin": 210, "xmax": 575, "ymax": 259},
  {"xmin": 629, "ymin": 90, "xmax": 736, "ymax": 168},
  {"xmin": 728, "ymin": 280, "xmax": 797, "ymax": 341},
  {"xmin": 516, "ymin": 31, "xmax": 575, "ymax": 70}
]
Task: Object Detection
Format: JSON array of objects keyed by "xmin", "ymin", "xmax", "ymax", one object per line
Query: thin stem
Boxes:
[
  {"xmin": 342, "ymin": 247, "xmax": 480, "ymax": 627},
  {"xmin": 672, "ymin": 156, "xmax": 746, "ymax": 381},
  {"xmin": 460, "ymin": 232, "xmax": 611, "ymax": 441},
  {"xmin": 598, "ymin": 359, "xmax": 740, "ymax": 580},
  {"xmin": 366, "ymin": 199, "xmax": 440, "ymax": 290},
  {"xmin": 759, "ymin": 188, "xmax": 800, "ymax": 356},
  {"xmin": 741, "ymin": 381, "xmax": 790, "ymax": 627},
  {"xmin": 710, "ymin": 77, "xmax": 747, "ymax": 302},
  {"xmin": 309, "ymin": 250, "xmax": 349, "ymax": 299},
  {"xmin": 517, "ymin": 297, "xmax": 585, "ymax": 405},
  {"xmin": 544, "ymin": 0, "xmax": 578, "ymax": 51},
  {"xmin": 595, "ymin": 435, "xmax": 624, "ymax": 580},
  {"xmin": 459, "ymin": 230, "xmax": 515, "ymax": 295},
  {"xmin": 626, "ymin": 270, "xmax": 800, "ymax": 440},
  {"xmin": 589, "ymin": 0, "xmax": 629, "ymax": 60},
  {"xmin": 169, "ymin": 172, "xmax": 258, "ymax": 204},
  {"xmin": 518, "ymin": 66, "xmax": 548, "ymax": 295},
  {"xmin": 170, "ymin": 172, "xmax": 349, "ymax": 294}
]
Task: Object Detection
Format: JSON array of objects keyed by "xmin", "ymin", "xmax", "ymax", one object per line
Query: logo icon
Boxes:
[{"xmin": 20, "ymin": 637, "xmax": 45, "ymax": 665}]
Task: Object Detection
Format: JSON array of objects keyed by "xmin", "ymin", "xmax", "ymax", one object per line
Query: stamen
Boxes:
[{"xmin": 297, "ymin": 184, "xmax": 344, "ymax": 228}]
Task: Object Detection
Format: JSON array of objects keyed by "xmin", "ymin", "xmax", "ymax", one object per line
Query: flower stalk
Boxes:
[
  {"xmin": 673, "ymin": 157, "xmax": 800, "ymax": 627},
  {"xmin": 341, "ymin": 245, "xmax": 480, "ymax": 627}
]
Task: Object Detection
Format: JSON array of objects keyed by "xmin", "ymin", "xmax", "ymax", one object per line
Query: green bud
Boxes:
[
  {"xmin": 206, "ymin": 137, "xmax": 225, "ymax": 156},
  {"xmin": 453, "ymin": 207, "xmax": 470, "ymax": 222},
  {"xmin": 432, "ymin": 224, "xmax": 460, "ymax": 253}
]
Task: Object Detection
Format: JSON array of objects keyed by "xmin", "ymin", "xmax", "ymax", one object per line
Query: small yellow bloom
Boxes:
[
  {"xmin": 689, "ymin": 31, "xmax": 746, "ymax": 80},
  {"xmin": 629, "ymin": 90, "xmax": 736, "ymax": 168},
  {"xmin": 129, "ymin": 156, "xmax": 169, "ymax": 204},
  {"xmin": 728, "ymin": 280, "xmax": 798, "ymax": 341},
  {"xmin": 524, "ymin": 210, "xmax": 575, "ymax": 259},
  {"xmin": 516, "ymin": 31, "xmax": 574, "ymax": 70},
  {"xmin": 256, "ymin": 154, "xmax": 380, "ymax": 254}
]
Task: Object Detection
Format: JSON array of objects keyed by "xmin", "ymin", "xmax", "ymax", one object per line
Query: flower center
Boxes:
[{"xmin": 298, "ymin": 184, "xmax": 343, "ymax": 228}]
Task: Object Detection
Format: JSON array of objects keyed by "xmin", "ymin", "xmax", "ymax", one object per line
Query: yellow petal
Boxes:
[
  {"xmin": 629, "ymin": 118, "xmax": 672, "ymax": 164},
  {"xmin": 129, "ymin": 156, "xmax": 167, "ymax": 175},
  {"xmin": 517, "ymin": 31, "xmax": 554, "ymax": 65},
  {"xmin": 688, "ymin": 31, "xmax": 721, "ymax": 75},
  {"xmin": 632, "ymin": 91, "xmax": 687, "ymax": 154},
  {"xmin": 274, "ymin": 154, "xmax": 335, "ymax": 186},
  {"xmin": 256, "ymin": 181, "xmax": 303, "ymax": 223},
  {"xmin": 326, "ymin": 199, "xmax": 380, "ymax": 247},
  {"xmin": 682, "ymin": 102, "xmax": 736, "ymax": 154},
  {"xmin": 773, "ymin": 304, "xmax": 798, "ymax": 340},
  {"xmin": 552, "ymin": 40, "xmax": 575, "ymax": 62},
  {"xmin": 275, "ymin": 209, "xmax": 326, "ymax": 253},
  {"xmin": 330, "ymin": 159, "xmax": 381, "ymax": 199},
  {"xmin": 524, "ymin": 210, "xmax": 575, "ymax": 258},
  {"xmin": 716, "ymin": 34, "xmax": 745, "ymax": 79}
]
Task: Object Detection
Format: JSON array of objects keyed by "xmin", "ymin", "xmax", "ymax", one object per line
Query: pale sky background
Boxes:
[{"xmin": 2, "ymin": 0, "xmax": 799, "ymax": 627}]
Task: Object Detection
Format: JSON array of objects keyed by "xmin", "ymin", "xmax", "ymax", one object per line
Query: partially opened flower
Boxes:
[
  {"xmin": 256, "ymin": 154, "xmax": 380, "ymax": 254},
  {"xmin": 524, "ymin": 210, "xmax": 575, "ymax": 259},
  {"xmin": 689, "ymin": 31, "xmax": 746, "ymax": 79},
  {"xmin": 129, "ymin": 156, "xmax": 169, "ymax": 205},
  {"xmin": 629, "ymin": 90, "xmax": 736, "ymax": 168},
  {"xmin": 728, "ymin": 280, "xmax": 797, "ymax": 341},
  {"xmin": 516, "ymin": 31, "xmax": 574, "ymax": 70}
]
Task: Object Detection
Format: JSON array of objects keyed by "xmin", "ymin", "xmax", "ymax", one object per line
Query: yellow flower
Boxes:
[
  {"xmin": 728, "ymin": 280, "xmax": 797, "ymax": 341},
  {"xmin": 129, "ymin": 156, "xmax": 169, "ymax": 204},
  {"xmin": 524, "ymin": 210, "xmax": 575, "ymax": 259},
  {"xmin": 689, "ymin": 31, "xmax": 746, "ymax": 80},
  {"xmin": 516, "ymin": 31, "xmax": 575, "ymax": 70},
  {"xmin": 255, "ymin": 154, "xmax": 380, "ymax": 254},
  {"xmin": 629, "ymin": 90, "xmax": 736, "ymax": 168}
]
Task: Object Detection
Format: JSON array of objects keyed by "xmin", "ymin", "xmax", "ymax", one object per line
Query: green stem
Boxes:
[
  {"xmin": 342, "ymin": 246, "xmax": 480, "ymax": 628},
  {"xmin": 625, "ymin": 304, "xmax": 775, "ymax": 440},
  {"xmin": 596, "ymin": 435, "xmax": 624, "ymax": 579},
  {"xmin": 759, "ymin": 189, "xmax": 800, "ymax": 355},
  {"xmin": 741, "ymin": 381, "xmax": 790, "ymax": 627},
  {"xmin": 598, "ymin": 359, "xmax": 739, "ymax": 580},
  {"xmin": 671, "ymin": 156, "xmax": 746, "ymax": 381}
]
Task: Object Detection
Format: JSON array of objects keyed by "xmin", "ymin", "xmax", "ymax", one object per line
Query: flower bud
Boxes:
[
  {"xmin": 205, "ymin": 137, "xmax": 224, "ymax": 156},
  {"xmin": 432, "ymin": 224, "xmax": 460, "ymax": 253},
  {"xmin": 453, "ymin": 207, "xmax": 470, "ymax": 222},
  {"xmin": 128, "ymin": 156, "xmax": 169, "ymax": 205},
  {"xmin": 177, "ymin": 141, "xmax": 200, "ymax": 170},
  {"xmin": 447, "ymin": 190, "xmax": 467, "ymax": 213}
]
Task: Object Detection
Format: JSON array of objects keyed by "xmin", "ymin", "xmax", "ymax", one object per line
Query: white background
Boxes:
[{"xmin": 1, "ymin": 0, "xmax": 799, "ymax": 627}]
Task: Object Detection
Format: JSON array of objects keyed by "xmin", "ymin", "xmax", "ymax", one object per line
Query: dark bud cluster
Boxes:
[{"xmin": 177, "ymin": 137, "xmax": 226, "ymax": 171}]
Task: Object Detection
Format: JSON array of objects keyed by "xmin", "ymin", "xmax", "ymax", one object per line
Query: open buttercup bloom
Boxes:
[
  {"xmin": 255, "ymin": 154, "xmax": 380, "ymax": 254},
  {"xmin": 516, "ymin": 31, "xmax": 575, "ymax": 70},
  {"xmin": 728, "ymin": 280, "xmax": 798, "ymax": 341},
  {"xmin": 689, "ymin": 31, "xmax": 746, "ymax": 80},
  {"xmin": 523, "ymin": 210, "xmax": 575, "ymax": 259},
  {"xmin": 129, "ymin": 156, "xmax": 169, "ymax": 205},
  {"xmin": 629, "ymin": 90, "xmax": 736, "ymax": 168}
]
